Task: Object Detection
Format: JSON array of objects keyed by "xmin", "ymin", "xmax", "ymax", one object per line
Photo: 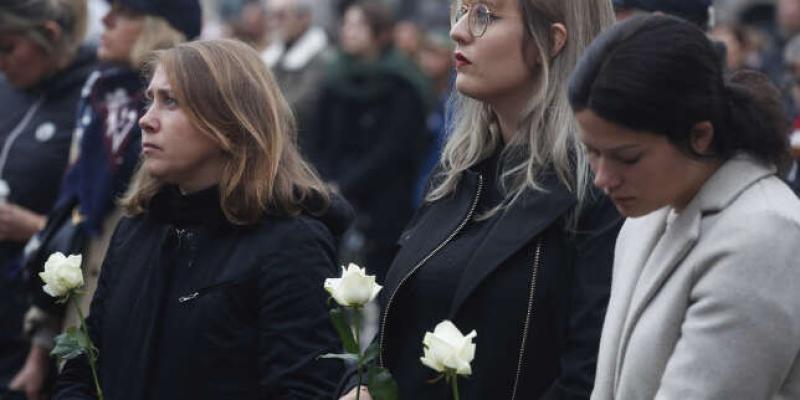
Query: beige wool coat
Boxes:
[{"xmin": 592, "ymin": 155, "xmax": 800, "ymax": 400}]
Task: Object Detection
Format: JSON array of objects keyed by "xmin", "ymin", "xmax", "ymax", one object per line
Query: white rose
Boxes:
[
  {"xmin": 39, "ymin": 252, "xmax": 84, "ymax": 298},
  {"xmin": 324, "ymin": 263, "xmax": 382, "ymax": 307},
  {"xmin": 420, "ymin": 320, "xmax": 477, "ymax": 376}
]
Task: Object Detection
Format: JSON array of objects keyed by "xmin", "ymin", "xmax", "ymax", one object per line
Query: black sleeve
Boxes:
[
  {"xmin": 53, "ymin": 219, "xmax": 129, "ymax": 399},
  {"xmin": 541, "ymin": 194, "xmax": 622, "ymax": 400},
  {"xmin": 258, "ymin": 218, "xmax": 345, "ymax": 399}
]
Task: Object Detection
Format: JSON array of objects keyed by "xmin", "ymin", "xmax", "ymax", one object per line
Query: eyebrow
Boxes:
[
  {"xmin": 585, "ymin": 143, "xmax": 643, "ymax": 153},
  {"xmin": 144, "ymin": 87, "xmax": 174, "ymax": 100}
]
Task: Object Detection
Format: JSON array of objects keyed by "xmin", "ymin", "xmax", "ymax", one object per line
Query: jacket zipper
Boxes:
[
  {"xmin": 378, "ymin": 174, "xmax": 484, "ymax": 367},
  {"xmin": 510, "ymin": 238, "xmax": 543, "ymax": 400},
  {"xmin": 178, "ymin": 280, "xmax": 234, "ymax": 303},
  {"xmin": 0, "ymin": 96, "xmax": 44, "ymax": 179}
]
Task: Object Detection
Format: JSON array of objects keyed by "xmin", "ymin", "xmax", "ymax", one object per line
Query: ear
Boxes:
[
  {"xmin": 550, "ymin": 22, "xmax": 567, "ymax": 58},
  {"xmin": 41, "ymin": 20, "xmax": 63, "ymax": 45},
  {"xmin": 689, "ymin": 121, "xmax": 715, "ymax": 154}
]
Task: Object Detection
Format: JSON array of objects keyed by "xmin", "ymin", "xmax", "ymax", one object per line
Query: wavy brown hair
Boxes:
[{"xmin": 122, "ymin": 39, "xmax": 330, "ymax": 224}]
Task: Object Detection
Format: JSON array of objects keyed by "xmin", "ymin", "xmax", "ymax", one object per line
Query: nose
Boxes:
[
  {"xmin": 449, "ymin": 10, "xmax": 472, "ymax": 45},
  {"xmin": 139, "ymin": 105, "xmax": 158, "ymax": 134},
  {"xmin": 592, "ymin": 158, "xmax": 621, "ymax": 194},
  {"xmin": 101, "ymin": 10, "xmax": 114, "ymax": 28}
]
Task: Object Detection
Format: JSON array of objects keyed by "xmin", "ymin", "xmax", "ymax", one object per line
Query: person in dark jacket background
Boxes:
[
  {"xmin": 309, "ymin": 0, "xmax": 430, "ymax": 284},
  {"xmin": 54, "ymin": 39, "xmax": 347, "ymax": 399},
  {"xmin": 339, "ymin": 0, "xmax": 619, "ymax": 399},
  {"xmin": 18, "ymin": 1, "xmax": 198, "ymax": 398},
  {"xmin": 0, "ymin": 1, "xmax": 96, "ymax": 398}
]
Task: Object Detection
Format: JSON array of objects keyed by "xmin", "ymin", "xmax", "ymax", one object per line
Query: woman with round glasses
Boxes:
[{"xmin": 339, "ymin": 1, "xmax": 619, "ymax": 399}]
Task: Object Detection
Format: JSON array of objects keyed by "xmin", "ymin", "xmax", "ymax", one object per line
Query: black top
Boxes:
[
  {"xmin": 338, "ymin": 156, "xmax": 622, "ymax": 399},
  {"xmin": 392, "ymin": 153, "xmax": 505, "ymax": 392},
  {"xmin": 54, "ymin": 185, "xmax": 351, "ymax": 399}
]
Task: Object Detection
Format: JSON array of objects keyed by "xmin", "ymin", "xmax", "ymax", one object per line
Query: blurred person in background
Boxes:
[
  {"xmin": 15, "ymin": 1, "xmax": 200, "ymax": 398},
  {"xmin": 393, "ymin": 20, "xmax": 422, "ymax": 59},
  {"xmin": 710, "ymin": 24, "xmax": 753, "ymax": 71},
  {"xmin": 309, "ymin": 0, "xmax": 429, "ymax": 285},
  {"xmin": 783, "ymin": 35, "xmax": 800, "ymax": 193},
  {"xmin": 262, "ymin": 0, "xmax": 332, "ymax": 149},
  {"xmin": 0, "ymin": 1, "xmax": 95, "ymax": 398},
  {"xmin": 55, "ymin": 38, "xmax": 345, "ymax": 400},
  {"xmin": 220, "ymin": 0, "xmax": 271, "ymax": 51},
  {"xmin": 613, "ymin": 0, "xmax": 712, "ymax": 29},
  {"xmin": 413, "ymin": 29, "xmax": 453, "ymax": 205}
]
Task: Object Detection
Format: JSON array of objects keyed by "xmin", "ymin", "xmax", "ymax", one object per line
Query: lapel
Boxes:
[
  {"xmin": 382, "ymin": 172, "xmax": 482, "ymax": 297},
  {"xmin": 449, "ymin": 173, "xmax": 576, "ymax": 315},
  {"xmin": 613, "ymin": 155, "xmax": 776, "ymax": 385}
]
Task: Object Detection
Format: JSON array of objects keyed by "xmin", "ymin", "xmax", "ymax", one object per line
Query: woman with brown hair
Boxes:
[{"xmin": 54, "ymin": 39, "xmax": 348, "ymax": 399}]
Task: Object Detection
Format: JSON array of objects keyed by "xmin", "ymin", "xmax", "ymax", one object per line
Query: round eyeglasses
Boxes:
[{"xmin": 452, "ymin": 2, "xmax": 501, "ymax": 38}]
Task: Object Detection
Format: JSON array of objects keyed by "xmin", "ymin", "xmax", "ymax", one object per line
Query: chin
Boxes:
[{"xmin": 454, "ymin": 78, "xmax": 484, "ymax": 101}]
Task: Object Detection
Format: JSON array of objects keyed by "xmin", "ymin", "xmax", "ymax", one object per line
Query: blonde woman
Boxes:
[
  {"xmin": 55, "ymin": 39, "xmax": 347, "ymax": 399},
  {"xmin": 18, "ymin": 1, "xmax": 199, "ymax": 398},
  {"xmin": 339, "ymin": 0, "xmax": 620, "ymax": 399}
]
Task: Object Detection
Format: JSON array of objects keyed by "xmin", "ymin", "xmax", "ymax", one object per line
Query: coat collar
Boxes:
[
  {"xmin": 450, "ymin": 171, "xmax": 575, "ymax": 315},
  {"xmin": 382, "ymin": 161, "xmax": 577, "ymax": 314},
  {"xmin": 262, "ymin": 27, "xmax": 328, "ymax": 71},
  {"xmin": 613, "ymin": 155, "xmax": 776, "ymax": 383}
]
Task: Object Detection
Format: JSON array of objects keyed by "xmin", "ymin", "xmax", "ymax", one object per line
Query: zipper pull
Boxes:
[{"xmin": 178, "ymin": 292, "xmax": 199, "ymax": 303}]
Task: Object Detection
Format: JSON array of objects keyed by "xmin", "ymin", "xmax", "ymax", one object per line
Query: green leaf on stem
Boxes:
[
  {"xmin": 51, "ymin": 327, "xmax": 87, "ymax": 360},
  {"xmin": 360, "ymin": 342, "xmax": 380, "ymax": 367},
  {"xmin": 329, "ymin": 308, "xmax": 359, "ymax": 354},
  {"xmin": 319, "ymin": 353, "xmax": 360, "ymax": 363},
  {"xmin": 367, "ymin": 366, "xmax": 399, "ymax": 400}
]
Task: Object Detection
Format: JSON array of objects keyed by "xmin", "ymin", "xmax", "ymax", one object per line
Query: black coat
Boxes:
[
  {"xmin": 346, "ymin": 166, "xmax": 621, "ymax": 399},
  {"xmin": 54, "ymin": 187, "xmax": 350, "ymax": 399},
  {"xmin": 0, "ymin": 45, "xmax": 95, "ymax": 383},
  {"xmin": 307, "ymin": 52, "xmax": 429, "ymax": 244}
]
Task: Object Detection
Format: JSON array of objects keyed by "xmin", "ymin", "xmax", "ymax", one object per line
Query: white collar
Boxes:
[{"xmin": 261, "ymin": 27, "xmax": 328, "ymax": 71}]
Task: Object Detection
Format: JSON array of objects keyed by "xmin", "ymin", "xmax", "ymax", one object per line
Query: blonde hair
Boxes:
[
  {"xmin": 0, "ymin": 0, "xmax": 88, "ymax": 65},
  {"xmin": 128, "ymin": 15, "xmax": 186, "ymax": 69},
  {"xmin": 122, "ymin": 39, "xmax": 331, "ymax": 225},
  {"xmin": 428, "ymin": 0, "xmax": 614, "ymax": 223}
]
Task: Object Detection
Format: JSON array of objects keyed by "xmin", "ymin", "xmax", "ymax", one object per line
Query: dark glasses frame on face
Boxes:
[{"xmin": 452, "ymin": 2, "xmax": 501, "ymax": 38}]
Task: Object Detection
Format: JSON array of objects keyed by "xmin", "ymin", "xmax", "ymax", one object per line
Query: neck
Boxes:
[
  {"xmin": 492, "ymin": 97, "xmax": 527, "ymax": 144},
  {"xmin": 488, "ymin": 81, "xmax": 536, "ymax": 144},
  {"xmin": 671, "ymin": 160, "xmax": 723, "ymax": 212}
]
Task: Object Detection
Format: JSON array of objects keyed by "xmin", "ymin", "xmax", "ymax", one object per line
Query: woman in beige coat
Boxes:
[{"xmin": 569, "ymin": 15, "xmax": 800, "ymax": 399}]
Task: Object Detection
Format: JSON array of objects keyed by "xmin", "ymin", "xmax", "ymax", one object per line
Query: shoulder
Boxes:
[
  {"xmin": 249, "ymin": 213, "xmax": 336, "ymax": 255},
  {"xmin": 707, "ymin": 175, "xmax": 800, "ymax": 244}
]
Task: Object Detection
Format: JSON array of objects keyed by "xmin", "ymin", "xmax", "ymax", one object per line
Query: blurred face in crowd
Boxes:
[
  {"xmin": 419, "ymin": 39, "xmax": 453, "ymax": 83},
  {"xmin": 269, "ymin": 0, "xmax": 310, "ymax": 43},
  {"xmin": 340, "ymin": 6, "xmax": 380, "ymax": 59},
  {"xmin": 709, "ymin": 25, "xmax": 747, "ymax": 71},
  {"xmin": 0, "ymin": 32, "xmax": 54, "ymax": 89},
  {"xmin": 576, "ymin": 110, "xmax": 718, "ymax": 217},
  {"xmin": 449, "ymin": 0, "xmax": 537, "ymax": 106},
  {"xmin": 139, "ymin": 65, "xmax": 225, "ymax": 193},
  {"xmin": 233, "ymin": 2, "xmax": 270, "ymax": 44},
  {"xmin": 779, "ymin": 0, "xmax": 800, "ymax": 38},
  {"xmin": 98, "ymin": 4, "xmax": 144, "ymax": 64},
  {"xmin": 394, "ymin": 21, "xmax": 420, "ymax": 56}
]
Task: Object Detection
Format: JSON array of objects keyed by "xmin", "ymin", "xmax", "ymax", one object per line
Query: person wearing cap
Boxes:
[
  {"xmin": 613, "ymin": 0, "xmax": 713, "ymax": 29},
  {"xmin": 0, "ymin": 1, "xmax": 96, "ymax": 398},
  {"xmin": 14, "ymin": 1, "xmax": 201, "ymax": 399}
]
